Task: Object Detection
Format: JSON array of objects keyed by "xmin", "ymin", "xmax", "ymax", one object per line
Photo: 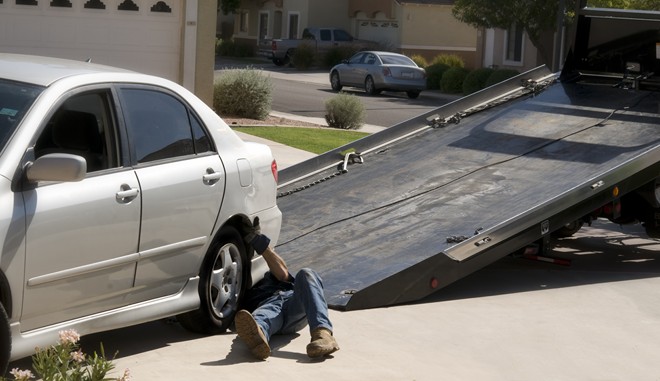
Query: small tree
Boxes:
[{"xmin": 325, "ymin": 93, "xmax": 365, "ymax": 130}]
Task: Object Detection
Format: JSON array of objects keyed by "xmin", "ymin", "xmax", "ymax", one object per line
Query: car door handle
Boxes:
[
  {"xmin": 116, "ymin": 185, "xmax": 139, "ymax": 203},
  {"xmin": 203, "ymin": 168, "xmax": 223, "ymax": 185}
]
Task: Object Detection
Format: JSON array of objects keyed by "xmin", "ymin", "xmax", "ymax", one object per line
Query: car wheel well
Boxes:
[{"xmin": 0, "ymin": 271, "xmax": 11, "ymax": 319}]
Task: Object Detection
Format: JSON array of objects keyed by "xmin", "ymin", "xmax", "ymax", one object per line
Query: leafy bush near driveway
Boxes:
[
  {"xmin": 325, "ymin": 92, "xmax": 365, "ymax": 130},
  {"xmin": 214, "ymin": 68, "xmax": 272, "ymax": 120},
  {"xmin": 441, "ymin": 67, "xmax": 470, "ymax": 94},
  {"xmin": 323, "ymin": 46, "xmax": 358, "ymax": 68},
  {"xmin": 430, "ymin": 54, "xmax": 464, "ymax": 68},
  {"xmin": 425, "ymin": 63, "xmax": 449, "ymax": 90},
  {"xmin": 216, "ymin": 39, "xmax": 255, "ymax": 57},
  {"xmin": 485, "ymin": 68, "xmax": 520, "ymax": 87},
  {"xmin": 462, "ymin": 67, "xmax": 495, "ymax": 94},
  {"xmin": 292, "ymin": 43, "xmax": 316, "ymax": 70},
  {"xmin": 410, "ymin": 54, "xmax": 428, "ymax": 68}
]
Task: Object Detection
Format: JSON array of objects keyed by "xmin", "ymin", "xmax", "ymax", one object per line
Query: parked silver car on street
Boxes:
[
  {"xmin": 329, "ymin": 51, "xmax": 427, "ymax": 99},
  {"xmin": 0, "ymin": 54, "xmax": 281, "ymax": 372}
]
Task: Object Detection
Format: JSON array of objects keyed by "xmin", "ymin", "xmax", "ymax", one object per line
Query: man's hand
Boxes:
[
  {"xmin": 241, "ymin": 216, "xmax": 261, "ymax": 243},
  {"xmin": 241, "ymin": 216, "xmax": 270, "ymax": 254}
]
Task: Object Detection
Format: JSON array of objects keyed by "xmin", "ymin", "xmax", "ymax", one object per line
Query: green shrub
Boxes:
[
  {"xmin": 440, "ymin": 67, "xmax": 470, "ymax": 94},
  {"xmin": 214, "ymin": 68, "xmax": 272, "ymax": 120},
  {"xmin": 430, "ymin": 54, "xmax": 464, "ymax": 68},
  {"xmin": 410, "ymin": 54, "xmax": 428, "ymax": 68},
  {"xmin": 425, "ymin": 63, "xmax": 449, "ymax": 90},
  {"xmin": 216, "ymin": 39, "xmax": 255, "ymax": 57},
  {"xmin": 485, "ymin": 69, "xmax": 520, "ymax": 87},
  {"xmin": 462, "ymin": 67, "xmax": 495, "ymax": 94},
  {"xmin": 325, "ymin": 93, "xmax": 365, "ymax": 130},
  {"xmin": 323, "ymin": 46, "xmax": 358, "ymax": 68},
  {"xmin": 292, "ymin": 42, "xmax": 316, "ymax": 70}
]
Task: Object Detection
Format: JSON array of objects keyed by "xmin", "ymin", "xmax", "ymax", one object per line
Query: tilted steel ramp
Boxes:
[{"xmin": 274, "ymin": 69, "xmax": 660, "ymax": 311}]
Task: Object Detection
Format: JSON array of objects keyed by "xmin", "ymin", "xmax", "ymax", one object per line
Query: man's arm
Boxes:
[
  {"xmin": 261, "ymin": 246, "xmax": 290, "ymax": 282},
  {"xmin": 241, "ymin": 216, "xmax": 290, "ymax": 282}
]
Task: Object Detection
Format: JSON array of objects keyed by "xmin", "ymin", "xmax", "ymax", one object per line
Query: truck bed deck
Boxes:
[{"xmin": 274, "ymin": 69, "xmax": 660, "ymax": 311}]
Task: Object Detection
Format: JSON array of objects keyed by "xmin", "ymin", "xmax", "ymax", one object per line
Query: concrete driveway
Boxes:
[{"xmin": 8, "ymin": 221, "xmax": 659, "ymax": 380}]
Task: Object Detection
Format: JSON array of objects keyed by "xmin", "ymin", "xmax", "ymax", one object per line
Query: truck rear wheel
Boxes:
[
  {"xmin": 273, "ymin": 58, "xmax": 285, "ymax": 66},
  {"xmin": 552, "ymin": 220, "xmax": 584, "ymax": 238}
]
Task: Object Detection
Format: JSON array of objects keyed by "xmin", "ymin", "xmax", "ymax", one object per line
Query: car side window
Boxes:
[
  {"xmin": 319, "ymin": 30, "xmax": 331, "ymax": 41},
  {"xmin": 120, "ymin": 88, "xmax": 203, "ymax": 164},
  {"xmin": 34, "ymin": 91, "xmax": 118, "ymax": 173},
  {"xmin": 349, "ymin": 53, "xmax": 365, "ymax": 64},
  {"xmin": 333, "ymin": 30, "xmax": 352, "ymax": 42},
  {"xmin": 365, "ymin": 54, "xmax": 376, "ymax": 65}
]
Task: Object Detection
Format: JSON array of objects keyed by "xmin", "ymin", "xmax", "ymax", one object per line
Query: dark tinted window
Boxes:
[
  {"xmin": 190, "ymin": 114, "xmax": 212, "ymax": 153},
  {"xmin": 120, "ymin": 89, "xmax": 195, "ymax": 163},
  {"xmin": 35, "ymin": 91, "xmax": 118, "ymax": 173},
  {"xmin": 333, "ymin": 29, "xmax": 352, "ymax": 42},
  {"xmin": 319, "ymin": 29, "xmax": 331, "ymax": 41},
  {"xmin": 0, "ymin": 80, "xmax": 43, "ymax": 153}
]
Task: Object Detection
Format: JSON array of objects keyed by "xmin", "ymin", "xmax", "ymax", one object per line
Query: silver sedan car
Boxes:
[
  {"xmin": 329, "ymin": 51, "xmax": 426, "ymax": 99},
  {"xmin": 0, "ymin": 54, "xmax": 281, "ymax": 371}
]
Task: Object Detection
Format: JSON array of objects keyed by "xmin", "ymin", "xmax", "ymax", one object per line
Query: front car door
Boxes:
[
  {"xmin": 118, "ymin": 87, "xmax": 225, "ymax": 298},
  {"xmin": 21, "ymin": 89, "xmax": 141, "ymax": 331}
]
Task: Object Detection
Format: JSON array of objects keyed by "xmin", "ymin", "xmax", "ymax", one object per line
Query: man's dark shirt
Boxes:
[{"xmin": 242, "ymin": 271, "xmax": 294, "ymax": 312}]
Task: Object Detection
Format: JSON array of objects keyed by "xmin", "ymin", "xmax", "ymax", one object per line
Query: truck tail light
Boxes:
[
  {"xmin": 271, "ymin": 41, "xmax": 277, "ymax": 51},
  {"xmin": 271, "ymin": 159, "xmax": 278, "ymax": 183}
]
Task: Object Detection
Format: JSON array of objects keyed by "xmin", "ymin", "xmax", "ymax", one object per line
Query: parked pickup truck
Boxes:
[{"xmin": 258, "ymin": 27, "xmax": 377, "ymax": 66}]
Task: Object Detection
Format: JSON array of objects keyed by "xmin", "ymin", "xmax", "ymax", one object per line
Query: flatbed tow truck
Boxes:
[{"xmin": 273, "ymin": 5, "xmax": 660, "ymax": 311}]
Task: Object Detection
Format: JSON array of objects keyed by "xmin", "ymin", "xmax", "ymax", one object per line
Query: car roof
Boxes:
[{"xmin": 0, "ymin": 53, "xmax": 134, "ymax": 87}]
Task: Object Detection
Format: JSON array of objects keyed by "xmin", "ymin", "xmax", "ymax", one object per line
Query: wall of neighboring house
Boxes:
[
  {"xmin": 396, "ymin": 2, "xmax": 477, "ymax": 68},
  {"xmin": 232, "ymin": 0, "xmax": 480, "ymax": 69},
  {"xmin": 481, "ymin": 28, "xmax": 543, "ymax": 73},
  {"xmin": 0, "ymin": 0, "xmax": 216, "ymax": 105}
]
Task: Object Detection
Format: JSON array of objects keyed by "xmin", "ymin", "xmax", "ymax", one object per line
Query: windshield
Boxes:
[{"xmin": 0, "ymin": 79, "xmax": 43, "ymax": 153}]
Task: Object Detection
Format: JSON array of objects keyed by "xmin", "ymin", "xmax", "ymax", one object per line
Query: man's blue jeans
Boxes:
[{"xmin": 252, "ymin": 268, "xmax": 333, "ymax": 341}]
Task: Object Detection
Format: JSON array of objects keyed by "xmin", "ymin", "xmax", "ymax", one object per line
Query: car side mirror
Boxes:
[{"xmin": 26, "ymin": 153, "xmax": 87, "ymax": 183}]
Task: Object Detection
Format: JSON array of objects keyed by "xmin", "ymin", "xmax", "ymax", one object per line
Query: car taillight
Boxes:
[
  {"xmin": 382, "ymin": 67, "xmax": 392, "ymax": 77},
  {"xmin": 271, "ymin": 159, "xmax": 278, "ymax": 183},
  {"xmin": 271, "ymin": 41, "xmax": 277, "ymax": 51}
]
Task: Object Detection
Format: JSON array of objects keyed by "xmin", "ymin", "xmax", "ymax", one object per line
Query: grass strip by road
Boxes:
[{"xmin": 232, "ymin": 126, "xmax": 369, "ymax": 154}]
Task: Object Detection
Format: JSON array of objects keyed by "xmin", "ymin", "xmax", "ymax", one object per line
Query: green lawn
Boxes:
[{"xmin": 232, "ymin": 126, "xmax": 369, "ymax": 154}]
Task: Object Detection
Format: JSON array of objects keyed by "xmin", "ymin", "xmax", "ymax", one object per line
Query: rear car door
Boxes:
[
  {"xmin": 21, "ymin": 89, "xmax": 141, "ymax": 331},
  {"xmin": 118, "ymin": 87, "xmax": 225, "ymax": 297}
]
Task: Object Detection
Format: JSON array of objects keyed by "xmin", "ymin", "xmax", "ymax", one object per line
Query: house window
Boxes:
[
  {"xmin": 239, "ymin": 10, "xmax": 248, "ymax": 33},
  {"xmin": 259, "ymin": 12, "xmax": 269, "ymax": 41},
  {"xmin": 504, "ymin": 23, "xmax": 524, "ymax": 65},
  {"xmin": 288, "ymin": 12, "xmax": 299, "ymax": 39}
]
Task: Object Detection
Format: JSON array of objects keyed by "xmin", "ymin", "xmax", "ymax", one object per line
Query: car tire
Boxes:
[
  {"xmin": 406, "ymin": 90, "xmax": 421, "ymax": 99},
  {"xmin": 330, "ymin": 71, "xmax": 343, "ymax": 91},
  {"xmin": 272, "ymin": 58, "xmax": 285, "ymax": 66},
  {"xmin": 177, "ymin": 226, "xmax": 247, "ymax": 334},
  {"xmin": 0, "ymin": 302, "xmax": 10, "ymax": 376},
  {"xmin": 365, "ymin": 76, "xmax": 380, "ymax": 95}
]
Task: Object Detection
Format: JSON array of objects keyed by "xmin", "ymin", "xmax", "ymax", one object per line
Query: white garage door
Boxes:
[
  {"xmin": 0, "ymin": 0, "xmax": 183, "ymax": 82},
  {"xmin": 357, "ymin": 19, "xmax": 399, "ymax": 50}
]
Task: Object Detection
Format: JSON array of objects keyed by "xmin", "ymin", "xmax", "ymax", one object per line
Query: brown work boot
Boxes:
[
  {"xmin": 235, "ymin": 310, "xmax": 271, "ymax": 360},
  {"xmin": 306, "ymin": 327, "xmax": 339, "ymax": 358}
]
